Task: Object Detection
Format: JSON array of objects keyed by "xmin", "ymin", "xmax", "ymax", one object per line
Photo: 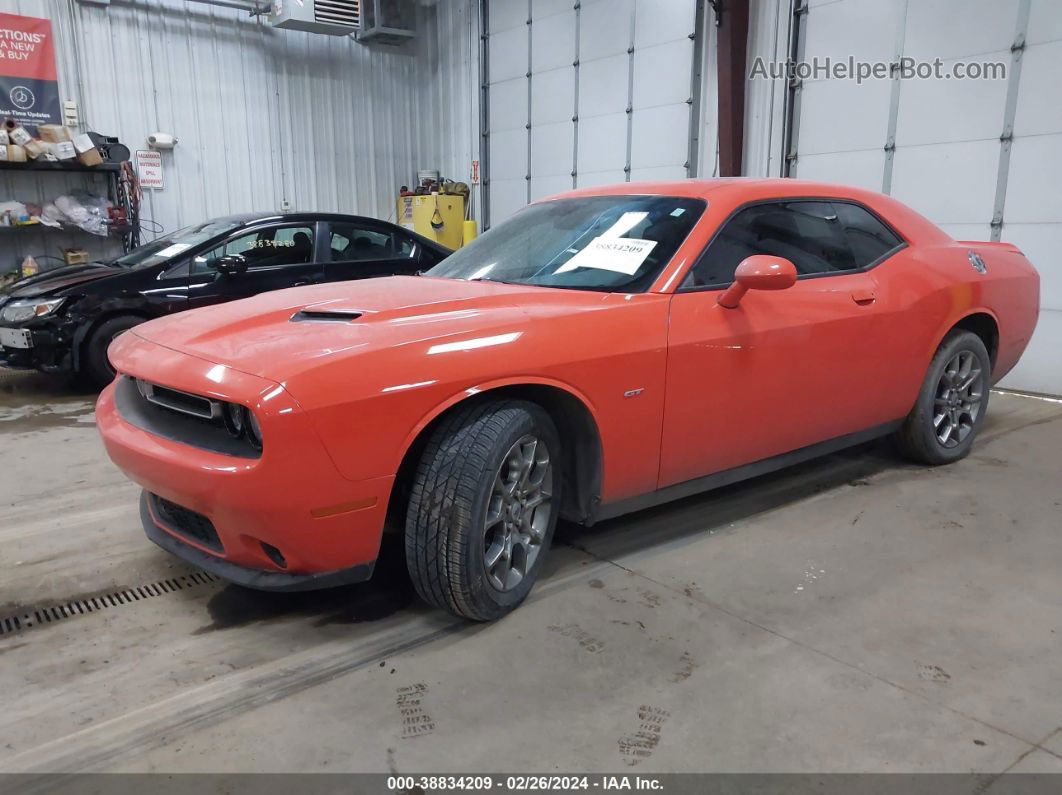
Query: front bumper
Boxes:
[
  {"xmin": 140, "ymin": 492, "xmax": 373, "ymax": 591},
  {"xmin": 0, "ymin": 323, "xmax": 74, "ymax": 372},
  {"xmin": 97, "ymin": 334, "xmax": 394, "ymax": 586}
]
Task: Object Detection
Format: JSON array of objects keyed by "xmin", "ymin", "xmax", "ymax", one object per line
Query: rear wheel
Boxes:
[
  {"xmin": 895, "ymin": 329, "xmax": 991, "ymax": 465},
  {"xmin": 82, "ymin": 315, "xmax": 143, "ymax": 389},
  {"xmin": 405, "ymin": 400, "xmax": 561, "ymax": 621}
]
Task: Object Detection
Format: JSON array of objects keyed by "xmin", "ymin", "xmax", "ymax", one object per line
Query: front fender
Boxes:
[
  {"xmin": 396, "ymin": 375, "xmax": 602, "ymax": 463},
  {"xmin": 69, "ymin": 297, "xmax": 155, "ymax": 369}
]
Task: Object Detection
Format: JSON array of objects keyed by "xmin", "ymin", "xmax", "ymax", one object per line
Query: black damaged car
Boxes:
[{"xmin": 0, "ymin": 212, "xmax": 451, "ymax": 387}]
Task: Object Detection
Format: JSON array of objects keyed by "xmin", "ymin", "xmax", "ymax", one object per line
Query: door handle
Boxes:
[{"xmin": 851, "ymin": 288, "xmax": 876, "ymax": 306}]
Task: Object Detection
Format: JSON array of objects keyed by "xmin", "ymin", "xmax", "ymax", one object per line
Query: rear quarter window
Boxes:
[{"xmin": 834, "ymin": 202, "xmax": 904, "ymax": 268}]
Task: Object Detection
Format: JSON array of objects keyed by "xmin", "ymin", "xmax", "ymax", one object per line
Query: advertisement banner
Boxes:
[{"xmin": 0, "ymin": 13, "xmax": 61, "ymax": 130}]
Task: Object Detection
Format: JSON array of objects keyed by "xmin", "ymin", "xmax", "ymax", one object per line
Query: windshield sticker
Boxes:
[
  {"xmin": 556, "ymin": 236, "xmax": 658, "ymax": 276},
  {"xmin": 154, "ymin": 243, "xmax": 192, "ymax": 258},
  {"xmin": 600, "ymin": 211, "xmax": 648, "ymax": 239}
]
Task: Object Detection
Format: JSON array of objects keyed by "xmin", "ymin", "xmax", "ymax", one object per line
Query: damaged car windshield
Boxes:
[
  {"xmin": 426, "ymin": 196, "xmax": 705, "ymax": 292},
  {"xmin": 111, "ymin": 219, "xmax": 245, "ymax": 269}
]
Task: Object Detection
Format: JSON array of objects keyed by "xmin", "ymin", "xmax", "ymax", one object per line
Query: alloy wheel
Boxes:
[
  {"xmin": 483, "ymin": 434, "xmax": 553, "ymax": 592},
  {"xmin": 933, "ymin": 350, "xmax": 985, "ymax": 448}
]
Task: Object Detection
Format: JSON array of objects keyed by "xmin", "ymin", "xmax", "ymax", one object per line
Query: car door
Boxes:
[
  {"xmin": 185, "ymin": 222, "xmax": 323, "ymax": 309},
  {"xmin": 135, "ymin": 260, "xmax": 195, "ymax": 315},
  {"xmin": 659, "ymin": 199, "xmax": 904, "ymax": 488},
  {"xmin": 321, "ymin": 220, "xmax": 424, "ymax": 282}
]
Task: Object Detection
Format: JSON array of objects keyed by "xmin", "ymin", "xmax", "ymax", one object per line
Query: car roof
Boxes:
[
  {"xmin": 538, "ymin": 177, "xmax": 948, "ymax": 243},
  {"xmin": 540, "ymin": 177, "xmax": 890, "ymax": 204},
  {"xmin": 213, "ymin": 211, "xmax": 397, "ymax": 226},
  {"xmin": 204, "ymin": 211, "xmax": 451, "ymax": 254}
]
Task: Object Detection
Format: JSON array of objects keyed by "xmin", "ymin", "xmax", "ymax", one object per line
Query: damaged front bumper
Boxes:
[{"xmin": 0, "ymin": 320, "xmax": 76, "ymax": 373}]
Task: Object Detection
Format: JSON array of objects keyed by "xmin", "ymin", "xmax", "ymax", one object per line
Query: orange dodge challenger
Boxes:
[{"xmin": 97, "ymin": 179, "xmax": 1040, "ymax": 620}]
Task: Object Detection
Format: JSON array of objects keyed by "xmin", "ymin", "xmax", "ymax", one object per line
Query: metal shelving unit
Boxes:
[{"xmin": 0, "ymin": 160, "xmax": 141, "ymax": 253}]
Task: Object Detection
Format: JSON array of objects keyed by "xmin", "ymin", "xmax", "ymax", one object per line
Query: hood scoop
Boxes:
[{"xmin": 290, "ymin": 309, "xmax": 363, "ymax": 323}]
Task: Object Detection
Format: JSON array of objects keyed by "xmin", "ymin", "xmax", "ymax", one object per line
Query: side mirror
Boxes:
[
  {"xmin": 211, "ymin": 253, "xmax": 248, "ymax": 276},
  {"xmin": 717, "ymin": 255, "xmax": 797, "ymax": 308}
]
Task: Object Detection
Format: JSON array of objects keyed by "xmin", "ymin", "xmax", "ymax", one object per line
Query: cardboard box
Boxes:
[
  {"xmin": 72, "ymin": 133, "xmax": 95, "ymax": 153},
  {"xmin": 5, "ymin": 145, "xmax": 27, "ymax": 162},
  {"xmin": 22, "ymin": 139, "xmax": 45, "ymax": 159},
  {"xmin": 55, "ymin": 141, "xmax": 76, "ymax": 160},
  {"xmin": 63, "ymin": 248, "xmax": 90, "ymax": 265},
  {"xmin": 76, "ymin": 146, "xmax": 103, "ymax": 167},
  {"xmin": 9, "ymin": 126, "xmax": 32, "ymax": 146},
  {"xmin": 72, "ymin": 133, "xmax": 103, "ymax": 166},
  {"xmin": 37, "ymin": 124, "xmax": 72, "ymax": 144}
]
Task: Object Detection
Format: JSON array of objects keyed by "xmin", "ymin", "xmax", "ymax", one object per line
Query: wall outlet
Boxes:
[
  {"xmin": 63, "ymin": 100, "xmax": 79, "ymax": 127},
  {"xmin": 280, "ymin": 199, "xmax": 292, "ymax": 211}
]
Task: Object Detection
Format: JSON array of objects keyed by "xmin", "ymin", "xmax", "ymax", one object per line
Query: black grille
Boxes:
[
  {"xmin": 115, "ymin": 376, "xmax": 261, "ymax": 459},
  {"xmin": 137, "ymin": 379, "xmax": 218, "ymax": 419},
  {"xmin": 152, "ymin": 495, "xmax": 224, "ymax": 553}
]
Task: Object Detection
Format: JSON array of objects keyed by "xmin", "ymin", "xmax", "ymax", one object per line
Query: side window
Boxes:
[
  {"xmin": 683, "ymin": 201, "xmax": 857, "ymax": 288},
  {"xmin": 834, "ymin": 202, "xmax": 903, "ymax": 268},
  {"xmin": 192, "ymin": 225, "xmax": 314, "ymax": 273},
  {"xmin": 330, "ymin": 224, "xmax": 410, "ymax": 262}
]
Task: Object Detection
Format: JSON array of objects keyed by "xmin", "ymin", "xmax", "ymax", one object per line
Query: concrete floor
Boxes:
[{"xmin": 0, "ymin": 368, "xmax": 1060, "ymax": 776}]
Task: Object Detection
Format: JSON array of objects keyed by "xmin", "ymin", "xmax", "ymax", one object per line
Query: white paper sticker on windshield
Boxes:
[
  {"xmin": 154, "ymin": 243, "xmax": 192, "ymax": 258},
  {"xmin": 600, "ymin": 211, "xmax": 648, "ymax": 239},
  {"xmin": 556, "ymin": 236, "xmax": 658, "ymax": 276}
]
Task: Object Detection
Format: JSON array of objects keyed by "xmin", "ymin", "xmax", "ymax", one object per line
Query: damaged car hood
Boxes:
[{"xmin": 4, "ymin": 263, "xmax": 121, "ymax": 299}]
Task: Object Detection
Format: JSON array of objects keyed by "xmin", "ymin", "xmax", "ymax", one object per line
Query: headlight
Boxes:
[
  {"xmin": 245, "ymin": 410, "xmax": 263, "ymax": 451},
  {"xmin": 1, "ymin": 297, "xmax": 66, "ymax": 324},
  {"xmin": 222, "ymin": 402, "xmax": 262, "ymax": 451}
]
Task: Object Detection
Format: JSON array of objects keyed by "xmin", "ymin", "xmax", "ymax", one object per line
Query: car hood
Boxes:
[
  {"xmin": 3, "ymin": 263, "xmax": 119, "ymax": 299},
  {"xmin": 130, "ymin": 276, "xmax": 615, "ymax": 382}
]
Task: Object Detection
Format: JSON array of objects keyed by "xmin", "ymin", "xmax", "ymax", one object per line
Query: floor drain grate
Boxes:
[{"xmin": 0, "ymin": 571, "xmax": 220, "ymax": 637}]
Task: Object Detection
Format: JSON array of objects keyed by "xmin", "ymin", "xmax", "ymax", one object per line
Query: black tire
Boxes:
[
  {"xmin": 405, "ymin": 400, "xmax": 562, "ymax": 621},
  {"xmin": 82, "ymin": 315, "xmax": 143, "ymax": 389},
  {"xmin": 895, "ymin": 329, "xmax": 991, "ymax": 465}
]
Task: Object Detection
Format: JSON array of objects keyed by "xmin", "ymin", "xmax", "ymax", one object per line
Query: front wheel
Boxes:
[
  {"xmin": 895, "ymin": 329, "xmax": 991, "ymax": 465},
  {"xmin": 405, "ymin": 400, "xmax": 561, "ymax": 621},
  {"xmin": 82, "ymin": 315, "xmax": 143, "ymax": 389}
]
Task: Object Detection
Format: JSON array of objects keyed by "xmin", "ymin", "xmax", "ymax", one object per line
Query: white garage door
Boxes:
[
  {"xmin": 790, "ymin": 0, "xmax": 1062, "ymax": 396},
  {"xmin": 486, "ymin": 0, "xmax": 699, "ymax": 225}
]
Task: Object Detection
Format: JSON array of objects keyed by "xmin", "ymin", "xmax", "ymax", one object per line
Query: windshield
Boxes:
[
  {"xmin": 111, "ymin": 219, "xmax": 246, "ymax": 269},
  {"xmin": 426, "ymin": 196, "xmax": 705, "ymax": 292}
]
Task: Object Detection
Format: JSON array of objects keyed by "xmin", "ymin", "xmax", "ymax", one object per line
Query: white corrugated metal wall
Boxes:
[
  {"xmin": 485, "ymin": 0, "xmax": 700, "ymax": 225},
  {"xmin": 784, "ymin": 0, "xmax": 1062, "ymax": 396},
  {"xmin": 0, "ymin": 0, "xmax": 478, "ymax": 268}
]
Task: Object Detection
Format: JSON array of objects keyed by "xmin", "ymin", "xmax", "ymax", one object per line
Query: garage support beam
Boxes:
[
  {"xmin": 686, "ymin": 0, "xmax": 707, "ymax": 178},
  {"xmin": 991, "ymin": 0, "xmax": 1031, "ymax": 242},
  {"xmin": 881, "ymin": 0, "xmax": 909, "ymax": 195},
  {"xmin": 624, "ymin": 3, "xmax": 637, "ymax": 181},
  {"xmin": 781, "ymin": 0, "xmax": 807, "ymax": 177},
  {"xmin": 716, "ymin": 0, "xmax": 750, "ymax": 176},
  {"xmin": 479, "ymin": 0, "xmax": 491, "ymax": 230},
  {"xmin": 572, "ymin": 1, "xmax": 581, "ymax": 189},
  {"xmin": 525, "ymin": 0, "xmax": 533, "ymax": 203}
]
